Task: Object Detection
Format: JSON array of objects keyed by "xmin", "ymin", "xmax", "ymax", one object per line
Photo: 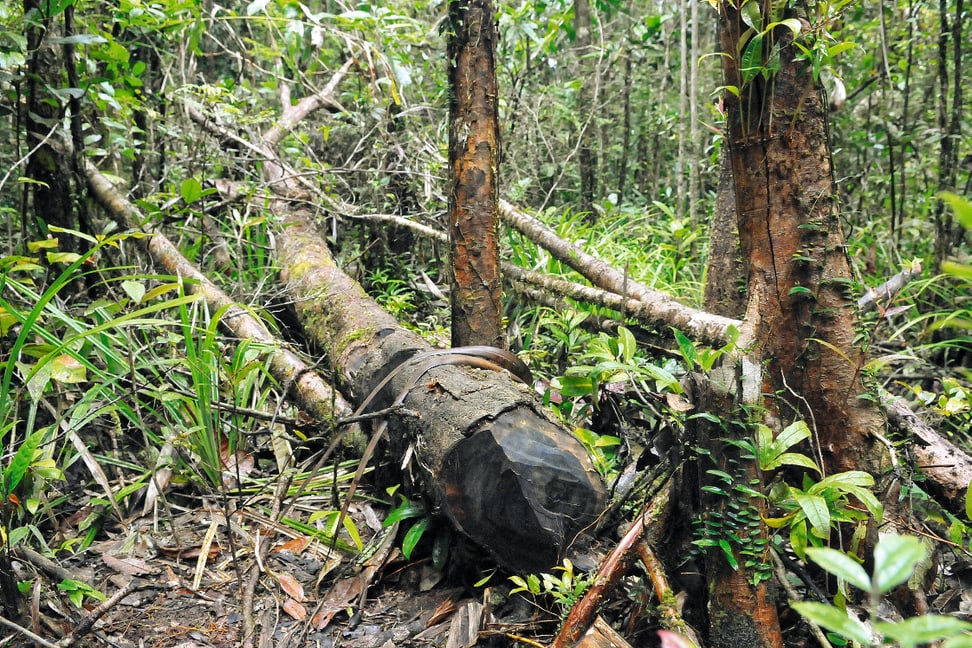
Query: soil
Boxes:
[{"xmin": 5, "ymin": 502, "xmax": 556, "ymax": 648}]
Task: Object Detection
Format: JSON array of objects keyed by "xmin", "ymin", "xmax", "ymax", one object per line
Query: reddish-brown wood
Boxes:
[{"xmin": 447, "ymin": 0, "xmax": 504, "ymax": 348}]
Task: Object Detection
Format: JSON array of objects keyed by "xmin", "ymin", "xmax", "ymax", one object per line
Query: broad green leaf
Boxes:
[
  {"xmin": 50, "ymin": 354, "xmax": 86, "ymax": 384},
  {"xmin": 943, "ymin": 634, "xmax": 972, "ymax": 648},
  {"xmin": 872, "ymin": 534, "xmax": 926, "ymax": 594},
  {"xmin": 966, "ymin": 480, "xmax": 972, "ymax": 523},
  {"xmin": 766, "ymin": 17, "xmax": 802, "ymax": 36},
  {"xmin": 122, "ymin": 280, "xmax": 146, "ymax": 304},
  {"xmin": 775, "ymin": 420, "xmax": 812, "ymax": 452},
  {"xmin": 790, "ymin": 519, "xmax": 808, "ymax": 559},
  {"xmin": 805, "ymin": 547, "xmax": 871, "ymax": 592},
  {"xmin": 740, "ymin": 0, "xmax": 761, "ymax": 30},
  {"xmin": 672, "ymin": 328, "xmax": 697, "ymax": 368},
  {"xmin": 793, "ymin": 490, "xmax": 830, "ymax": 538},
  {"xmin": 718, "ymin": 538, "xmax": 738, "ymax": 569},
  {"xmin": 840, "ymin": 484, "xmax": 884, "ymax": 521},
  {"xmin": 384, "ymin": 500, "xmax": 426, "ymax": 526},
  {"xmin": 764, "ymin": 452, "xmax": 819, "ymax": 472},
  {"xmin": 876, "ymin": 615, "xmax": 972, "ymax": 648},
  {"xmin": 180, "ymin": 178, "xmax": 203, "ymax": 205},
  {"xmin": 740, "ymin": 33, "xmax": 765, "ymax": 85},
  {"xmin": 618, "ymin": 326, "xmax": 636, "ymax": 364},
  {"xmin": 810, "ymin": 471, "xmax": 874, "ymax": 493},
  {"xmin": 791, "ymin": 602, "xmax": 870, "ymax": 645},
  {"xmin": 342, "ymin": 515, "xmax": 363, "ymax": 551}
]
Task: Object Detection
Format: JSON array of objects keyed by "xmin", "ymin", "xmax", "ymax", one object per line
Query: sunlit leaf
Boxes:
[{"xmin": 805, "ymin": 547, "xmax": 870, "ymax": 592}]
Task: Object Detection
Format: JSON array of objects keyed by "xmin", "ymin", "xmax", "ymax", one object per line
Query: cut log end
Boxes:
[{"xmin": 440, "ymin": 409, "xmax": 607, "ymax": 572}]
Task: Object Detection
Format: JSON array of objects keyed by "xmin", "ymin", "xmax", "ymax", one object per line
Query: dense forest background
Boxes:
[{"xmin": 0, "ymin": 0, "xmax": 971, "ymax": 646}]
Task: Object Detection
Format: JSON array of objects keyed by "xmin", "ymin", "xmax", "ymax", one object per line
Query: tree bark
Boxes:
[
  {"xmin": 703, "ymin": 152, "xmax": 747, "ymax": 318},
  {"xmin": 447, "ymin": 0, "xmax": 505, "ymax": 349},
  {"xmin": 719, "ymin": 10, "xmax": 888, "ymax": 477},
  {"xmin": 574, "ymin": 0, "xmax": 597, "ymax": 218},
  {"xmin": 24, "ymin": 0, "xmax": 76, "ymax": 246}
]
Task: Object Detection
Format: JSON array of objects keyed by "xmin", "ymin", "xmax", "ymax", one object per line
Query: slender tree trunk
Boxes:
[
  {"xmin": 574, "ymin": 0, "xmax": 597, "ymax": 218},
  {"xmin": 677, "ymin": 0, "xmax": 688, "ymax": 218},
  {"xmin": 23, "ymin": 0, "xmax": 76, "ymax": 246},
  {"xmin": 447, "ymin": 0, "xmax": 504, "ymax": 348},
  {"xmin": 688, "ymin": 0, "xmax": 700, "ymax": 230},
  {"xmin": 933, "ymin": 0, "xmax": 964, "ymax": 266},
  {"xmin": 618, "ymin": 52, "xmax": 633, "ymax": 206}
]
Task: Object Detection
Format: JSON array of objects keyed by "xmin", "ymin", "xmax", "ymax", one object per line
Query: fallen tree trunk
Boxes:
[
  {"xmin": 236, "ymin": 73, "xmax": 607, "ymax": 572},
  {"xmin": 499, "ymin": 199, "xmax": 737, "ymax": 347},
  {"xmin": 275, "ymin": 209, "xmax": 606, "ymax": 571}
]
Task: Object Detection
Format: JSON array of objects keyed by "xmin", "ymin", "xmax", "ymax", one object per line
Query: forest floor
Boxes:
[{"xmin": 11, "ymin": 497, "xmax": 552, "ymax": 648}]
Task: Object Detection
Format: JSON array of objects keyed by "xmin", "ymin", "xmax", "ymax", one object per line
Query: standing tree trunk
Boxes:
[
  {"xmin": 23, "ymin": 0, "xmax": 76, "ymax": 246},
  {"xmin": 691, "ymin": 3, "xmax": 892, "ymax": 646},
  {"xmin": 447, "ymin": 0, "xmax": 504, "ymax": 349},
  {"xmin": 574, "ymin": 0, "xmax": 598, "ymax": 218}
]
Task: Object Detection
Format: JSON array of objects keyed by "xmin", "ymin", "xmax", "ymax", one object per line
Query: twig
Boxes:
[
  {"xmin": 769, "ymin": 548, "xmax": 832, "ymax": 648},
  {"xmin": 0, "ymin": 614, "xmax": 59, "ymax": 648},
  {"xmin": 552, "ymin": 482, "xmax": 672, "ymax": 647},
  {"xmin": 56, "ymin": 579, "xmax": 146, "ymax": 647}
]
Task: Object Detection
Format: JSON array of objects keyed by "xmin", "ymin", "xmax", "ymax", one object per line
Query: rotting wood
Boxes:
[{"xmin": 186, "ymin": 71, "xmax": 607, "ymax": 572}]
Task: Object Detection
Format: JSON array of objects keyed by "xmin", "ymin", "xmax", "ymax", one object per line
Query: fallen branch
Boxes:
[
  {"xmin": 553, "ymin": 482, "xmax": 674, "ymax": 647},
  {"xmin": 858, "ymin": 264, "xmax": 921, "ymax": 313},
  {"xmin": 84, "ymin": 160, "xmax": 358, "ymax": 439},
  {"xmin": 499, "ymin": 200, "xmax": 737, "ymax": 347}
]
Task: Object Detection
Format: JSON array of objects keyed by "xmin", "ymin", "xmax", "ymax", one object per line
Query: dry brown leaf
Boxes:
[
  {"xmin": 426, "ymin": 596, "xmax": 457, "ymax": 628},
  {"xmin": 665, "ymin": 392, "xmax": 694, "ymax": 413},
  {"xmin": 272, "ymin": 536, "xmax": 311, "ymax": 554},
  {"xmin": 101, "ymin": 552, "xmax": 157, "ymax": 577},
  {"xmin": 276, "ymin": 573, "xmax": 304, "ymax": 602},
  {"xmin": 283, "ymin": 598, "xmax": 307, "ymax": 621}
]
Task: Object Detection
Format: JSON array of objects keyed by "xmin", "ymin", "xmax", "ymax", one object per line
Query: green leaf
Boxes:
[
  {"xmin": 943, "ymin": 634, "xmax": 972, "ymax": 648},
  {"xmin": 740, "ymin": 33, "xmax": 765, "ymax": 84},
  {"xmin": 4, "ymin": 429, "xmax": 46, "ymax": 495},
  {"xmin": 872, "ymin": 534, "xmax": 927, "ymax": 594},
  {"xmin": 790, "ymin": 519, "xmax": 808, "ymax": 560},
  {"xmin": 810, "ymin": 471, "xmax": 874, "ymax": 493},
  {"xmin": 966, "ymin": 481, "xmax": 972, "ymax": 523},
  {"xmin": 876, "ymin": 616, "xmax": 972, "ymax": 648},
  {"xmin": 122, "ymin": 280, "xmax": 146, "ymax": 304},
  {"xmin": 939, "ymin": 192, "xmax": 972, "ymax": 230},
  {"xmin": 401, "ymin": 517, "xmax": 428, "ymax": 560},
  {"xmin": 180, "ymin": 177, "xmax": 204, "ymax": 205},
  {"xmin": 718, "ymin": 538, "xmax": 738, "ymax": 569},
  {"xmin": 791, "ymin": 602, "xmax": 870, "ymax": 645},
  {"xmin": 793, "ymin": 490, "xmax": 830, "ymax": 538},
  {"xmin": 50, "ymin": 354, "xmax": 86, "ymax": 384},
  {"xmin": 384, "ymin": 499, "xmax": 426, "ymax": 526},
  {"xmin": 740, "ymin": 0, "xmax": 761, "ymax": 30},
  {"xmin": 775, "ymin": 420, "xmax": 812, "ymax": 452},
  {"xmin": 804, "ymin": 547, "xmax": 871, "ymax": 592},
  {"xmin": 672, "ymin": 328, "xmax": 697, "ymax": 368},
  {"xmin": 766, "ymin": 452, "xmax": 820, "ymax": 472}
]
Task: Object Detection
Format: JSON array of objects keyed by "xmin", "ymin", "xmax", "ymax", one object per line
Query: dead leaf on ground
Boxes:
[
  {"xmin": 272, "ymin": 536, "xmax": 311, "ymax": 554},
  {"xmin": 283, "ymin": 598, "xmax": 307, "ymax": 621},
  {"xmin": 426, "ymin": 595, "xmax": 457, "ymax": 627},
  {"xmin": 102, "ymin": 552, "xmax": 158, "ymax": 577},
  {"xmin": 276, "ymin": 572, "xmax": 304, "ymax": 601}
]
